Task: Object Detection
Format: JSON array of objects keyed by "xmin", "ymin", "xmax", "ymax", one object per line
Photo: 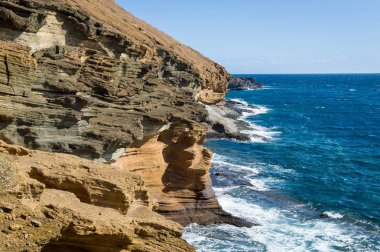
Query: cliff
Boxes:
[
  {"xmin": 0, "ymin": 140, "xmax": 193, "ymax": 251},
  {"xmin": 0, "ymin": 0, "xmax": 248, "ymax": 251},
  {"xmin": 0, "ymin": 0, "xmax": 229, "ymax": 159}
]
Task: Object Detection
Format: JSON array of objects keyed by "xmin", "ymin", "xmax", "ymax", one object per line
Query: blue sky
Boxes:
[{"xmin": 115, "ymin": 0, "xmax": 380, "ymax": 74}]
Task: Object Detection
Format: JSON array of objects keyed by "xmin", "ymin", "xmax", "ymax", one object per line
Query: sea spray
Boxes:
[{"xmin": 184, "ymin": 74, "xmax": 380, "ymax": 251}]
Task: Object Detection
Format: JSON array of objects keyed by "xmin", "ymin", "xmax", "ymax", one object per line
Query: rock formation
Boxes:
[
  {"xmin": 113, "ymin": 122, "xmax": 251, "ymax": 227},
  {"xmin": 228, "ymin": 76, "xmax": 263, "ymax": 90},
  {"xmin": 0, "ymin": 140, "xmax": 194, "ymax": 251},
  {"xmin": 0, "ymin": 0, "xmax": 229, "ymax": 159},
  {"xmin": 0, "ymin": 0, "xmax": 250, "ymax": 250}
]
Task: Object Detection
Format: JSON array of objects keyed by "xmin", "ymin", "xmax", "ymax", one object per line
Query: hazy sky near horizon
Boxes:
[{"xmin": 115, "ymin": 0, "xmax": 380, "ymax": 74}]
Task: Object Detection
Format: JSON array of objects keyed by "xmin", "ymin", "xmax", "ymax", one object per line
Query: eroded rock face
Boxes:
[
  {"xmin": 0, "ymin": 0, "xmax": 229, "ymax": 159},
  {"xmin": 0, "ymin": 0, "xmax": 240, "ymax": 249},
  {"xmin": 27, "ymin": 151, "xmax": 151, "ymax": 214},
  {"xmin": 113, "ymin": 123, "xmax": 252, "ymax": 227},
  {"xmin": 0, "ymin": 140, "xmax": 194, "ymax": 251}
]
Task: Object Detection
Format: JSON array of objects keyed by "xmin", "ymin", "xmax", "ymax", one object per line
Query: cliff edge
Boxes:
[
  {"xmin": 0, "ymin": 140, "xmax": 194, "ymax": 251},
  {"xmin": 0, "ymin": 0, "xmax": 248, "ymax": 251}
]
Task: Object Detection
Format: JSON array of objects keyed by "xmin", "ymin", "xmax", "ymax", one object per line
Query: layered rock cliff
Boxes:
[
  {"xmin": 0, "ymin": 140, "xmax": 194, "ymax": 251},
  {"xmin": 0, "ymin": 0, "xmax": 228, "ymax": 159},
  {"xmin": 0, "ymin": 0, "xmax": 248, "ymax": 250},
  {"xmin": 112, "ymin": 122, "xmax": 250, "ymax": 227}
]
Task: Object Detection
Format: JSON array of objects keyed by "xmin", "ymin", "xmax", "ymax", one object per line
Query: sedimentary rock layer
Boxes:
[
  {"xmin": 0, "ymin": 140, "xmax": 194, "ymax": 251},
  {"xmin": 113, "ymin": 122, "xmax": 251, "ymax": 227},
  {"xmin": 0, "ymin": 0, "xmax": 245, "ymax": 249},
  {"xmin": 0, "ymin": 0, "xmax": 229, "ymax": 159}
]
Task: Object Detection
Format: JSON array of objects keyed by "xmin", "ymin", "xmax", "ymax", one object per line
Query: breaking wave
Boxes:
[{"xmin": 230, "ymin": 98, "xmax": 281, "ymax": 143}]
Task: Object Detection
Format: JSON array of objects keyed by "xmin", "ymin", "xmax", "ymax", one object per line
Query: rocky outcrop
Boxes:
[
  {"xmin": 228, "ymin": 76, "xmax": 262, "ymax": 90},
  {"xmin": 206, "ymin": 99, "xmax": 270, "ymax": 141},
  {"xmin": 0, "ymin": 140, "xmax": 194, "ymax": 251},
  {"xmin": 113, "ymin": 122, "xmax": 251, "ymax": 227},
  {"xmin": 0, "ymin": 0, "xmax": 242, "ymax": 250},
  {"xmin": 28, "ymin": 151, "xmax": 152, "ymax": 214},
  {"xmin": 205, "ymin": 102, "xmax": 251, "ymax": 140},
  {"xmin": 0, "ymin": 0, "xmax": 229, "ymax": 159}
]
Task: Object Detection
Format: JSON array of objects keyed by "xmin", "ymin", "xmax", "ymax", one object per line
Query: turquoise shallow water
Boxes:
[{"xmin": 183, "ymin": 74, "xmax": 380, "ymax": 251}]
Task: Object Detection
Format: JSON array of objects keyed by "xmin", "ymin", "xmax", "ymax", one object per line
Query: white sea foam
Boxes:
[
  {"xmin": 248, "ymin": 178, "xmax": 270, "ymax": 191},
  {"xmin": 214, "ymin": 191, "xmax": 280, "ymax": 224},
  {"xmin": 241, "ymin": 123, "xmax": 281, "ymax": 143},
  {"xmin": 212, "ymin": 154, "xmax": 292, "ymax": 191},
  {"xmin": 184, "ymin": 156, "xmax": 377, "ymax": 251},
  {"xmin": 240, "ymin": 106, "xmax": 269, "ymax": 119},
  {"xmin": 324, "ymin": 211, "xmax": 344, "ymax": 219},
  {"xmin": 212, "ymin": 154, "xmax": 278, "ymax": 191},
  {"xmin": 183, "ymin": 193, "xmax": 377, "ymax": 252},
  {"xmin": 213, "ymin": 186, "xmax": 241, "ymax": 194},
  {"xmin": 212, "ymin": 154, "xmax": 260, "ymax": 173},
  {"xmin": 212, "ymin": 154, "xmax": 290, "ymax": 176},
  {"xmin": 231, "ymin": 85, "xmax": 272, "ymax": 91},
  {"xmin": 229, "ymin": 98, "xmax": 281, "ymax": 143},
  {"xmin": 230, "ymin": 98, "xmax": 249, "ymax": 106},
  {"xmin": 183, "ymin": 89, "xmax": 379, "ymax": 251},
  {"xmin": 264, "ymin": 163, "xmax": 294, "ymax": 174},
  {"xmin": 230, "ymin": 98, "xmax": 270, "ymax": 117},
  {"xmin": 246, "ymin": 177, "xmax": 283, "ymax": 192},
  {"xmin": 261, "ymin": 86, "xmax": 273, "ymax": 90},
  {"xmin": 213, "ymin": 159, "xmax": 260, "ymax": 174},
  {"xmin": 184, "ymin": 152, "xmax": 379, "ymax": 251}
]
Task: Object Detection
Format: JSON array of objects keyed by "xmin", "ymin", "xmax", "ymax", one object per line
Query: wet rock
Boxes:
[
  {"xmin": 228, "ymin": 77, "xmax": 263, "ymax": 90},
  {"xmin": 205, "ymin": 103, "xmax": 252, "ymax": 140},
  {"xmin": 319, "ymin": 213, "xmax": 330, "ymax": 218}
]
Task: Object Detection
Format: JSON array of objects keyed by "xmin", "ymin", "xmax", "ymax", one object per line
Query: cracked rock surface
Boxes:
[
  {"xmin": 0, "ymin": 0, "xmax": 229, "ymax": 159},
  {"xmin": 0, "ymin": 0, "xmax": 250, "ymax": 250},
  {"xmin": 0, "ymin": 140, "xmax": 194, "ymax": 251}
]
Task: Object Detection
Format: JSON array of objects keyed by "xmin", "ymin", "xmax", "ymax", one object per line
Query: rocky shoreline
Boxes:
[
  {"xmin": 205, "ymin": 97, "xmax": 265, "ymax": 141},
  {"xmin": 0, "ymin": 0, "xmax": 252, "ymax": 251},
  {"xmin": 204, "ymin": 76, "xmax": 266, "ymax": 142},
  {"xmin": 228, "ymin": 76, "xmax": 263, "ymax": 90}
]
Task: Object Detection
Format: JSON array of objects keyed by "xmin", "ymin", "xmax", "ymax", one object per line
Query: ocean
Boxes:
[{"xmin": 183, "ymin": 74, "xmax": 380, "ymax": 251}]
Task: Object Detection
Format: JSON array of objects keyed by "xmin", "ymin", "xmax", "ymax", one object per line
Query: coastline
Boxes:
[
  {"xmin": 0, "ymin": 0, "xmax": 379, "ymax": 250},
  {"xmin": 0, "ymin": 1, "xmax": 252, "ymax": 250},
  {"xmin": 183, "ymin": 74, "xmax": 380, "ymax": 251}
]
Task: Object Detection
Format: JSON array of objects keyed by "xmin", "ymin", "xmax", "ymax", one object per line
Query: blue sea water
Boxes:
[{"xmin": 183, "ymin": 74, "xmax": 380, "ymax": 251}]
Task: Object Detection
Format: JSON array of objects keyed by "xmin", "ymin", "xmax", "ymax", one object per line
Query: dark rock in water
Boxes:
[
  {"xmin": 210, "ymin": 209, "xmax": 257, "ymax": 228},
  {"xmin": 214, "ymin": 172, "xmax": 235, "ymax": 178},
  {"xmin": 228, "ymin": 77, "xmax": 263, "ymax": 90},
  {"xmin": 319, "ymin": 213, "xmax": 330, "ymax": 218}
]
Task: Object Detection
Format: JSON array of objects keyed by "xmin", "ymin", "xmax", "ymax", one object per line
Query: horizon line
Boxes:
[{"xmin": 232, "ymin": 72, "xmax": 380, "ymax": 75}]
